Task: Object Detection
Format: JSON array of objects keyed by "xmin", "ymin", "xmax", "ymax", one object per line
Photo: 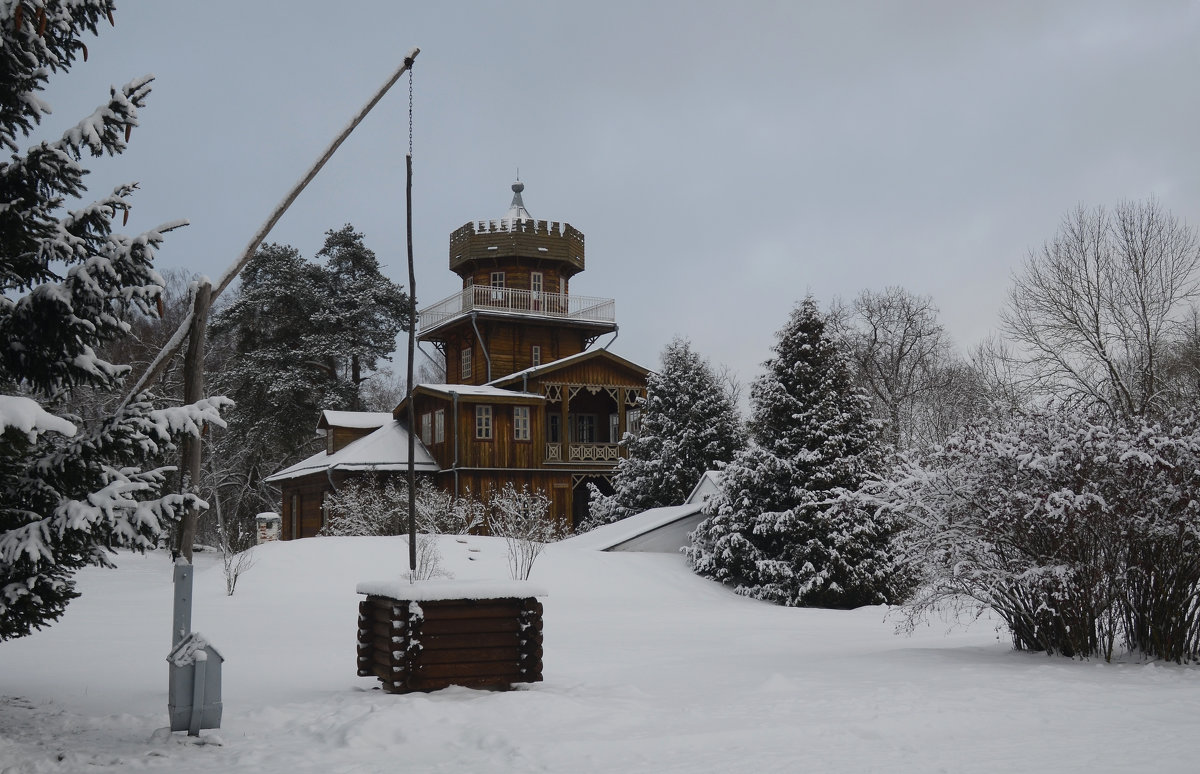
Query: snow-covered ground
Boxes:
[{"xmin": 2, "ymin": 535, "xmax": 1197, "ymax": 773}]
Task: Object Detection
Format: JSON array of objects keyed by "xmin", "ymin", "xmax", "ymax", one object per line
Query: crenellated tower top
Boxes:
[{"xmin": 448, "ymin": 181, "xmax": 586, "ymax": 279}]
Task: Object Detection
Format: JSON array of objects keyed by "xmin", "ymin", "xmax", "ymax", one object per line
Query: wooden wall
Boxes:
[{"xmin": 443, "ymin": 322, "xmax": 590, "ymax": 385}]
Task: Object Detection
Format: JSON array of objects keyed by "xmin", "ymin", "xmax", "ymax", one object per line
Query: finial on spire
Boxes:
[{"xmin": 504, "ymin": 177, "xmax": 531, "ymax": 221}]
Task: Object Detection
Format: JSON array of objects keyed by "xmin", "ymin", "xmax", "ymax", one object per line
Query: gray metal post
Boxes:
[
  {"xmin": 189, "ymin": 653, "xmax": 207, "ymax": 737},
  {"xmin": 172, "ymin": 562, "xmax": 193, "ymax": 649}
]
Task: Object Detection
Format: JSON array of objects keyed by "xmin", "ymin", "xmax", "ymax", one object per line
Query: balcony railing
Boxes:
[
  {"xmin": 418, "ymin": 286, "xmax": 615, "ymax": 335},
  {"xmin": 544, "ymin": 443, "xmax": 621, "ymax": 464}
]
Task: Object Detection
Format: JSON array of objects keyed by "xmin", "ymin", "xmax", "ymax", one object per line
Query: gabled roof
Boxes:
[
  {"xmin": 557, "ymin": 503, "xmax": 705, "ymax": 552},
  {"xmin": 686, "ymin": 470, "xmax": 723, "ymax": 504},
  {"xmin": 264, "ymin": 420, "xmax": 439, "ymax": 483},
  {"xmin": 317, "ymin": 410, "xmax": 393, "ymax": 431},
  {"xmin": 487, "ymin": 348, "xmax": 651, "ymax": 389}
]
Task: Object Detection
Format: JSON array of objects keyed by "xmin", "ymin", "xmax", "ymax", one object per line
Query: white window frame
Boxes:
[
  {"xmin": 626, "ymin": 408, "xmax": 641, "ymax": 438},
  {"xmin": 476, "ymin": 405, "xmax": 493, "ymax": 439},
  {"xmin": 609, "ymin": 413, "xmax": 620, "ymax": 443},
  {"xmin": 434, "ymin": 409, "xmax": 445, "ymax": 443},
  {"xmin": 490, "ymin": 271, "xmax": 505, "ymax": 301},
  {"xmin": 531, "ymin": 345, "xmax": 541, "ymax": 367},
  {"xmin": 420, "ymin": 412, "xmax": 432, "ymax": 445},
  {"xmin": 514, "ymin": 406, "xmax": 531, "ymax": 441},
  {"xmin": 462, "ymin": 348, "xmax": 472, "ymax": 380}
]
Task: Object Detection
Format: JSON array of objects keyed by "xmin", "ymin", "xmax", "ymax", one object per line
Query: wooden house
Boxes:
[{"xmin": 266, "ymin": 182, "xmax": 650, "ymax": 536}]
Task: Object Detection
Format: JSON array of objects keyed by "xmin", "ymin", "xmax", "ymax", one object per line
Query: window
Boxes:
[
  {"xmin": 547, "ymin": 414, "xmax": 561, "ymax": 443},
  {"xmin": 434, "ymin": 409, "xmax": 445, "ymax": 443},
  {"xmin": 490, "ymin": 271, "xmax": 505, "ymax": 288},
  {"xmin": 514, "ymin": 406, "xmax": 530, "ymax": 441},
  {"xmin": 420, "ymin": 412, "xmax": 432, "ymax": 445},
  {"xmin": 476, "ymin": 405, "xmax": 493, "ymax": 439},
  {"xmin": 626, "ymin": 409, "xmax": 642, "ymax": 437},
  {"xmin": 571, "ymin": 414, "xmax": 596, "ymax": 443},
  {"xmin": 461, "ymin": 348, "xmax": 472, "ymax": 380},
  {"xmin": 531, "ymin": 271, "xmax": 544, "ymax": 311},
  {"xmin": 609, "ymin": 413, "xmax": 620, "ymax": 443},
  {"xmin": 531, "ymin": 345, "xmax": 541, "ymax": 367}
]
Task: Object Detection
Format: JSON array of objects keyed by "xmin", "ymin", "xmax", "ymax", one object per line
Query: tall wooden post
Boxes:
[{"xmin": 176, "ymin": 280, "xmax": 213, "ymax": 564}]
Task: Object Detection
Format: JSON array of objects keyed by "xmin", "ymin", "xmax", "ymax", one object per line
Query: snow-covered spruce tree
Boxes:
[
  {"xmin": 686, "ymin": 297, "xmax": 899, "ymax": 608},
  {"xmin": 0, "ymin": 2, "xmax": 226, "ymax": 640},
  {"xmin": 584, "ymin": 337, "xmax": 742, "ymax": 530},
  {"xmin": 311, "ymin": 224, "xmax": 412, "ymax": 411}
]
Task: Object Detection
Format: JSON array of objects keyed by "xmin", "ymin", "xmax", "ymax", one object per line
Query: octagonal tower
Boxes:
[{"xmin": 417, "ymin": 182, "xmax": 617, "ymax": 384}]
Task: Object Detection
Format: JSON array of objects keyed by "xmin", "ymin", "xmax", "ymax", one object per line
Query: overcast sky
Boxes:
[{"xmin": 47, "ymin": 0, "xmax": 1200, "ymax": 391}]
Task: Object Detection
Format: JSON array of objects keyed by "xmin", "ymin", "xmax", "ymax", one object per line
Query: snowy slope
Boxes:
[{"xmin": 2, "ymin": 535, "xmax": 1198, "ymax": 773}]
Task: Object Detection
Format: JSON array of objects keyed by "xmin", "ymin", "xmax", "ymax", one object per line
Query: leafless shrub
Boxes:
[{"xmin": 487, "ymin": 484, "xmax": 559, "ymax": 581}]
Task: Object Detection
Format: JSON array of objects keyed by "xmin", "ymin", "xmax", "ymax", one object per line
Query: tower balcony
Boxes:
[{"xmin": 417, "ymin": 285, "xmax": 616, "ymax": 338}]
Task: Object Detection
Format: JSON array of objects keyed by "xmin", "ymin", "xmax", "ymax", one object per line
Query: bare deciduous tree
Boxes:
[
  {"xmin": 1002, "ymin": 198, "xmax": 1200, "ymax": 418},
  {"xmin": 830, "ymin": 287, "xmax": 951, "ymax": 449}
]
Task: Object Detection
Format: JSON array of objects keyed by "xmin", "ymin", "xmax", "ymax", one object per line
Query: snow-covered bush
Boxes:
[
  {"xmin": 488, "ymin": 484, "xmax": 559, "ymax": 581},
  {"xmin": 876, "ymin": 411, "xmax": 1200, "ymax": 662},
  {"xmin": 687, "ymin": 298, "xmax": 903, "ymax": 608},
  {"xmin": 322, "ymin": 479, "xmax": 406, "ymax": 537},
  {"xmin": 322, "ymin": 477, "xmax": 452, "ymax": 581},
  {"xmin": 322, "ymin": 477, "xmax": 483, "ymax": 537},
  {"xmin": 0, "ymin": 2, "xmax": 228, "ymax": 640},
  {"xmin": 583, "ymin": 337, "xmax": 742, "ymax": 531}
]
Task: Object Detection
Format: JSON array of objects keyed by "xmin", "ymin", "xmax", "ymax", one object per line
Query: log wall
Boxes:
[{"xmin": 356, "ymin": 595, "xmax": 544, "ymax": 693}]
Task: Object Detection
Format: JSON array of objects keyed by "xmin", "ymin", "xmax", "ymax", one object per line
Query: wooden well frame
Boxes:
[{"xmin": 357, "ymin": 594, "xmax": 544, "ymax": 693}]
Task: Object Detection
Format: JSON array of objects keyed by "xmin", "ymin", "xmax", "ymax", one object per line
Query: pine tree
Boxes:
[
  {"xmin": 585, "ymin": 337, "xmax": 742, "ymax": 528},
  {"xmin": 313, "ymin": 224, "xmax": 412, "ymax": 410},
  {"xmin": 686, "ymin": 297, "xmax": 897, "ymax": 608},
  {"xmin": 207, "ymin": 243, "xmax": 339, "ymax": 531},
  {"xmin": 207, "ymin": 228, "xmax": 412, "ymax": 540},
  {"xmin": 0, "ymin": 2, "xmax": 226, "ymax": 640}
]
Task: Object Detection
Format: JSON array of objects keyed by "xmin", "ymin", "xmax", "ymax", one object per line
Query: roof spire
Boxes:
[{"xmin": 504, "ymin": 178, "xmax": 532, "ymax": 221}]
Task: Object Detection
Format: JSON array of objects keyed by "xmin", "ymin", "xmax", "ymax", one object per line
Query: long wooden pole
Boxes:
[{"xmin": 121, "ymin": 48, "xmax": 420, "ymax": 410}]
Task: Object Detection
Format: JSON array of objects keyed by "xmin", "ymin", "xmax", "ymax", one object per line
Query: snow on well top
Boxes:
[
  {"xmin": 0, "ymin": 395, "xmax": 77, "ymax": 440},
  {"xmin": 355, "ymin": 579, "xmax": 548, "ymax": 601}
]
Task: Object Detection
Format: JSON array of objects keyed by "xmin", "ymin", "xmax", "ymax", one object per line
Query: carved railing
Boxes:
[
  {"xmin": 543, "ymin": 443, "xmax": 621, "ymax": 464},
  {"xmin": 568, "ymin": 443, "xmax": 620, "ymax": 463},
  {"xmin": 418, "ymin": 286, "xmax": 615, "ymax": 334}
]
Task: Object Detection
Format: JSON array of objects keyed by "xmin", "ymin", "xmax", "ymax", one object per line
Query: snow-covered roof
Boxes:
[
  {"xmin": 264, "ymin": 420, "xmax": 439, "ymax": 483},
  {"xmin": 559, "ymin": 503, "xmax": 706, "ymax": 552},
  {"xmin": 686, "ymin": 470, "xmax": 723, "ymax": 505},
  {"xmin": 415, "ymin": 384, "xmax": 543, "ymax": 401},
  {"xmin": 317, "ymin": 410, "xmax": 394, "ymax": 430},
  {"xmin": 487, "ymin": 348, "xmax": 651, "ymax": 388}
]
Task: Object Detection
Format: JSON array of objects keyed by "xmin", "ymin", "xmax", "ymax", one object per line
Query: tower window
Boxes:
[
  {"xmin": 476, "ymin": 405, "xmax": 493, "ymax": 439},
  {"xmin": 531, "ymin": 345, "xmax": 541, "ymax": 367},
  {"xmin": 490, "ymin": 271, "xmax": 505, "ymax": 288},
  {"xmin": 420, "ymin": 412, "xmax": 432, "ymax": 445},
  {"xmin": 434, "ymin": 409, "xmax": 445, "ymax": 443},
  {"xmin": 462, "ymin": 348, "xmax": 472, "ymax": 380}
]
